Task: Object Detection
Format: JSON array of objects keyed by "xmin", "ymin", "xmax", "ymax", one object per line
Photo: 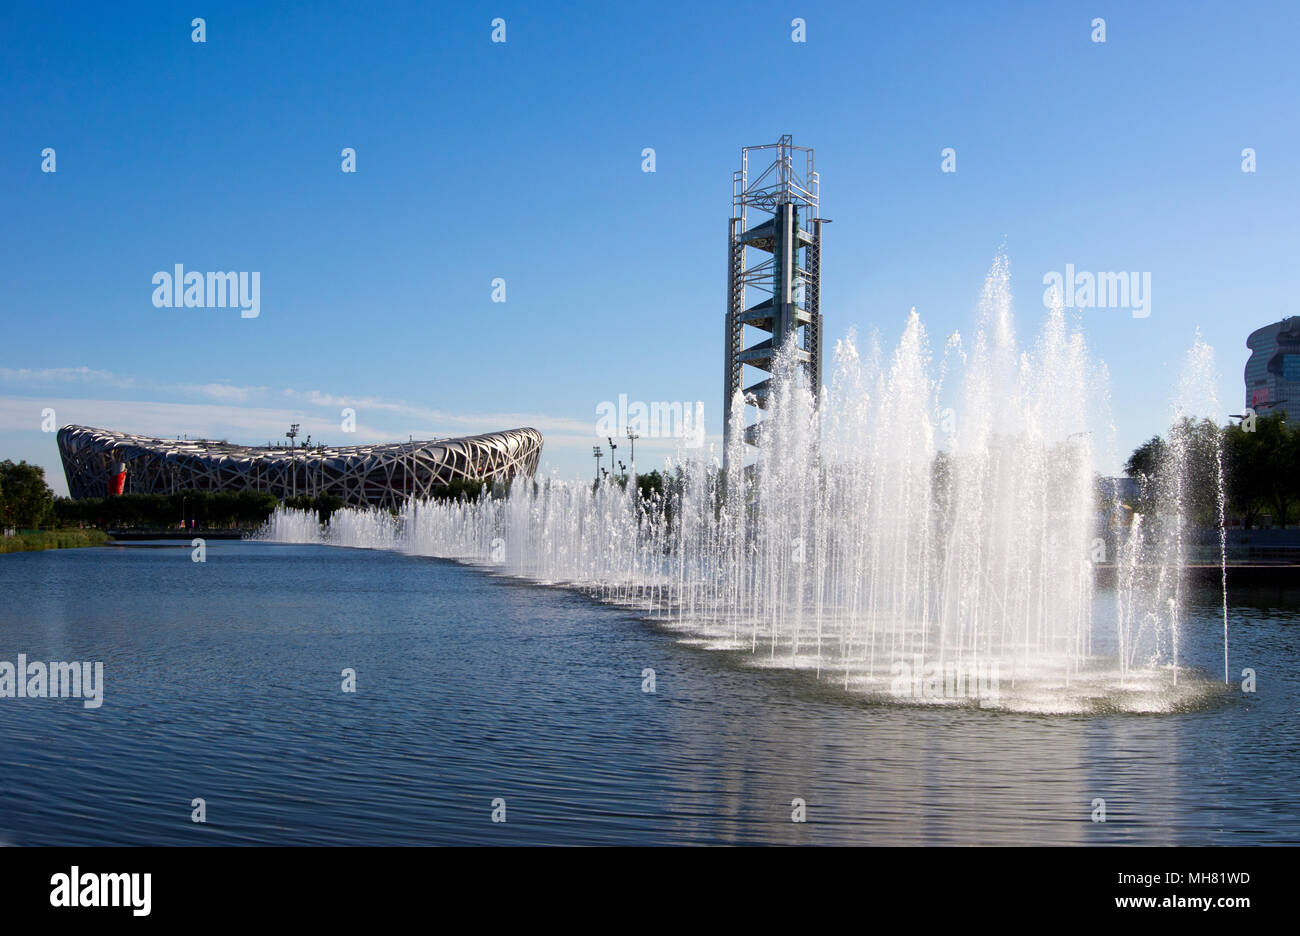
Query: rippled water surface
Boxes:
[{"xmin": 0, "ymin": 540, "xmax": 1296, "ymax": 845}]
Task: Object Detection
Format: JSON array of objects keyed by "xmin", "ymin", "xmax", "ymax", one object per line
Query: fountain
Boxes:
[{"xmin": 261, "ymin": 258, "xmax": 1229, "ymax": 714}]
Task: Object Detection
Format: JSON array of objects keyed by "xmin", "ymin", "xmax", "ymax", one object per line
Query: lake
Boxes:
[{"xmin": 0, "ymin": 540, "xmax": 1295, "ymax": 845}]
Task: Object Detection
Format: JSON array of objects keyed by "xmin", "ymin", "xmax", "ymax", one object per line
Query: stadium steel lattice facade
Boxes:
[{"xmin": 56, "ymin": 425, "xmax": 544, "ymax": 509}]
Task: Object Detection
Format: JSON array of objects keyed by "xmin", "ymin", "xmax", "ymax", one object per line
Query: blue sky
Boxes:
[{"xmin": 2, "ymin": 0, "xmax": 1297, "ymax": 494}]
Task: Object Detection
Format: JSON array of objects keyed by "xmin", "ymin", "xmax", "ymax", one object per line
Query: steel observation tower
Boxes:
[{"xmin": 723, "ymin": 135, "xmax": 824, "ymax": 467}]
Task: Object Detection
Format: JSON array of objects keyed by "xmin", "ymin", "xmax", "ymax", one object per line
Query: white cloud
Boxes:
[
  {"xmin": 0, "ymin": 396, "xmax": 363, "ymax": 442},
  {"xmin": 176, "ymin": 383, "xmax": 269, "ymax": 404},
  {"xmin": 0, "ymin": 366, "xmax": 134, "ymax": 387},
  {"xmin": 0, "ymin": 367, "xmax": 269, "ymax": 406},
  {"xmin": 279, "ymin": 388, "xmax": 595, "ymax": 437}
]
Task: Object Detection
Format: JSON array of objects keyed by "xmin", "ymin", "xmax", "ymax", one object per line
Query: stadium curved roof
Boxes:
[{"xmin": 56, "ymin": 424, "xmax": 543, "ymax": 508}]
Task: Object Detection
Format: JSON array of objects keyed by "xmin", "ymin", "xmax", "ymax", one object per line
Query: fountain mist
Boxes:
[{"xmin": 262, "ymin": 259, "xmax": 1228, "ymax": 713}]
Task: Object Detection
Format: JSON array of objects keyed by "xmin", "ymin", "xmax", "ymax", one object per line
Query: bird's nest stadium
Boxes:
[{"xmin": 56, "ymin": 425, "xmax": 544, "ymax": 509}]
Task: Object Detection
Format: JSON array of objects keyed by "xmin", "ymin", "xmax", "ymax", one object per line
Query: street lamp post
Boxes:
[
  {"xmin": 593, "ymin": 446, "xmax": 603, "ymax": 480},
  {"xmin": 286, "ymin": 424, "xmax": 300, "ymax": 498}
]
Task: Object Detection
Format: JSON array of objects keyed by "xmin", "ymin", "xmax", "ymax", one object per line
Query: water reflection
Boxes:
[{"xmin": 0, "ymin": 542, "xmax": 1293, "ymax": 845}]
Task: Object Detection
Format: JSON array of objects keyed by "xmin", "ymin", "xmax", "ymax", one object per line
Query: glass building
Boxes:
[{"xmin": 1244, "ymin": 317, "xmax": 1300, "ymax": 417}]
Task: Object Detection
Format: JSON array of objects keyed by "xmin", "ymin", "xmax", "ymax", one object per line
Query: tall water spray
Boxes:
[{"xmin": 262, "ymin": 259, "xmax": 1228, "ymax": 713}]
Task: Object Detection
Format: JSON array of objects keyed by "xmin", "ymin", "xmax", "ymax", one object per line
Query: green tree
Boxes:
[
  {"xmin": 636, "ymin": 470, "xmax": 665, "ymax": 502},
  {"xmin": 1124, "ymin": 435, "xmax": 1168, "ymax": 481},
  {"xmin": 1224, "ymin": 419, "xmax": 1267, "ymax": 527},
  {"xmin": 1171, "ymin": 418, "xmax": 1226, "ymax": 527},
  {"xmin": 0, "ymin": 460, "xmax": 55, "ymax": 530},
  {"xmin": 1124, "ymin": 435, "xmax": 1168, "ymax": 516},
  {"xmin": 1128, "ymin": 412, "xmax": 1300, "ymax": 529},
  {"xmin": 1249, "ymin": 412, "xmax": 1299, "ymax": 526}
]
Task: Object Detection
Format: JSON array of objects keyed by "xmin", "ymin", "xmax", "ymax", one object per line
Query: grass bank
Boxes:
[{"xmin": 0, "ymin": 529, "xmax": 112, "ymax": 554}]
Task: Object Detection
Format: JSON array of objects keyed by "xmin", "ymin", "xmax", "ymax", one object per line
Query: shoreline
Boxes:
[
  {"xmin": 0, "ymin": 529, "xmax": 111, "ymax": 555},
  {"xmin": 104, "ymin": 529, "xmax": 251, "ymax": 541},
  {"xmin": 1093, "ymin": 562, "xmax": 1300, "ymax": 587}
]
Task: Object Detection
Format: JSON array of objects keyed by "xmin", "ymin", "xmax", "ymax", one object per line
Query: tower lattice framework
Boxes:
[{"xmin": 724, "ymin": 135, "xmax": 823, "ymax": 466}]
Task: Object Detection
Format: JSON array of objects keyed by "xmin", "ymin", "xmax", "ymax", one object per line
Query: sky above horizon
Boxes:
[{"xmin": 3, "ymin": 0, "xmax": 1297, "ymax": 495}]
